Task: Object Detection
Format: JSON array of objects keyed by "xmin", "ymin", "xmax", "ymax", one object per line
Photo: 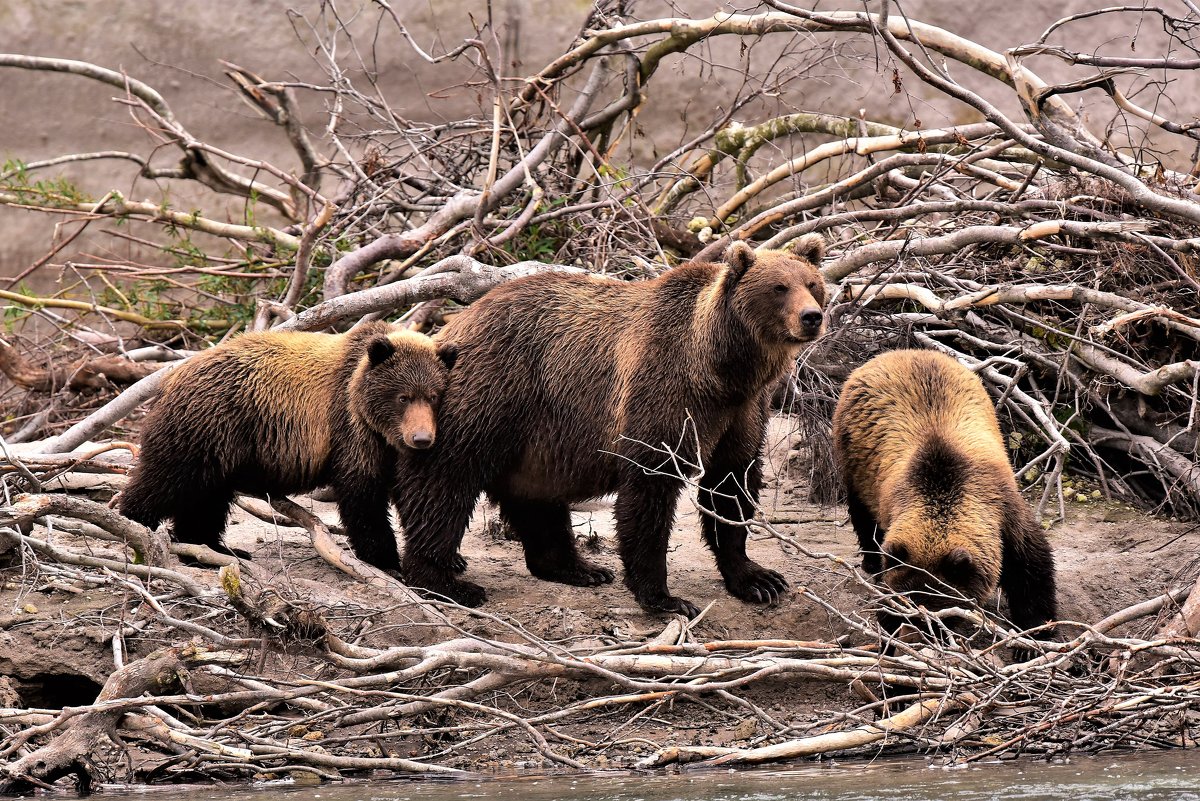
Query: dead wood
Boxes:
[
  {"xmin": 0, "ymin": 340, "xmax": 160, "ymax": 393},
  {"xmin": 1159, "ymin": 573, "xmax": 1200, "ymax": 640},
  {"xmin": 0, "ymin": 644, "xmax": 233, "ymax": 794}
]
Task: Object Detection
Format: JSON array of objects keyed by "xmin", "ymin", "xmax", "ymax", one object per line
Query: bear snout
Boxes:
[
  {"xmin": 400, "ymin": 401, "xmax": 438, "ymax": 450},
  {"xmin": 786, "ymin": 307, "xmax": 824, "ymax": 341},
  {"xmin": 408, "ymin": 430, "xmax": 435, "ymax": 449}
]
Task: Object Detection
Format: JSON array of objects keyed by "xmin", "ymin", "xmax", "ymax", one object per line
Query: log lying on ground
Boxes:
[
  {"xmin": 0, "ymin": 645, "xmax": 239, "ymax": 794},
  {"xmin": 1159, "ymin": 573, "xmax": 1200, "ymax": 639},
  {"xmin": 640, "ymin": 695, "xmax": 970, "ymax": 767},
  {"xmin": 0, "ymin": 340, "xmax": 161, "ymax": 392}
]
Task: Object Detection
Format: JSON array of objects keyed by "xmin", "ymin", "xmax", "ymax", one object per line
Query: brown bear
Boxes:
[
  {"xmin": 831, "ymin": 348, "xmax": 1057, "ymax": 639},
  {"xmin": 393, "ymin": 236, "xmax": 828, "ymax": 616},
  {"xmin": 118, "ymin": 323, "xmax": 457, "ymax": 570}
]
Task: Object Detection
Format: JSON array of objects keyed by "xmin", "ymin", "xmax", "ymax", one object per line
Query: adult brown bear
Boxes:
[
  {"xmin": 832, "ymin": 348, "xmax": 1057, "ymax": 639},
  {"xmin": 394, "ymin": 237, "xmax": 827, "ymax": 616},
  {"xmin": 119, "ymin": 324, "xmax": 457, "ymax": 570}
]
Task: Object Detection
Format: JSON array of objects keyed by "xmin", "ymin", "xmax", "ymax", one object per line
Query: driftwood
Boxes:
[
  {"xmin": 0, "ymin": 645, "xmax": 241, "ymax": 794},
  {"xmin": 0, "ymin": 478, "xmax": 1197, "ymax": 787},
  {"xmin": 0, "ymin": 340, "xmax": 160, "ymax": 392},
  {"xmin": 1159, "ymin": 574, "xmax": 1200, "ymax": 639}
]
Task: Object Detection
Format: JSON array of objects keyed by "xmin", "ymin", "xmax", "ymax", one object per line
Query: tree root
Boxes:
[{"xmin": 0, "ymin": 645, "xmax": 236, "ymax": 794}]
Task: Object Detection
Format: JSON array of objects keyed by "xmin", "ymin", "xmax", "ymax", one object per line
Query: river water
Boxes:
[{"xmin": 140, "ymin": 751, "xmax": 1198, "ymax": 801}]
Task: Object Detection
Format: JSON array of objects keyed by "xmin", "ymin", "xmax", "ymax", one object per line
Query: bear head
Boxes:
[
  {"xmin": 878, "ymin": 437, "xmax": 1004, "ymax": 609},
  {"xmin": 723, "ymin": 234, "xmax": 827, "ymax": 347},
  {"xmin": 350, "ymin": 330, "xmax": 458, "ymax": 451}
]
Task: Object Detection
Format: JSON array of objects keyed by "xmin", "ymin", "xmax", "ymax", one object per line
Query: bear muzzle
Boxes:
[
  {"xmin": 787, "ymin": 307, "xmax": 825, "ymax": 342},
  {"xmin": 406, "ymin": 430, "xmax": 435, "ymax": 449},
  {"xmin": 400, "ymin": 402, "xmax": 438, "ymax": 449}
]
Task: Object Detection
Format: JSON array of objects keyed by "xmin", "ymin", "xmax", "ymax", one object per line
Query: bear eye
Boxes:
[
  {"xmin": 398, "ymin": 395, "xmax": 412, "ymax": 404},
  {"xmin": 773, "ymin": 284, "xmax": 788, "ymax": 294}
]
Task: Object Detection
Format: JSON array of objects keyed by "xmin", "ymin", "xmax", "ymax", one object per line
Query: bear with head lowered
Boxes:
[{"xmin": 832, "ymin": 348, "xmax": 1058, "ymax": 643}]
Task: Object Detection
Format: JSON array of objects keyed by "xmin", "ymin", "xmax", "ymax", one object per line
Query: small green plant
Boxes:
[{"xmin": 1, "ymin": 158, "xmax": 91, "ymax": 208}]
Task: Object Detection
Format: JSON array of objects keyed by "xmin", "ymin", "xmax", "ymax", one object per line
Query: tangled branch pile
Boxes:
[
  {"xmin": 1, "ymin": 470, "xmax": 1198, "ymax": 792},
  {"xmin": 2, "ymin": 0, "xmax": 1200, "ymax": 791}
]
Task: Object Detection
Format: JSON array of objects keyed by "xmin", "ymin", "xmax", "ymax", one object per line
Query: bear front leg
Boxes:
[
  {"xmin": 1000, "ymin": 500, "xmax": 1058, "ymax": 640},
  {"xmin": 494, "ymin": 495, "xmax": 614, "ymax": 587},
  {"xmin": 699, "ymin": 412, "xmax": 789, "ymax": 605},
  {"xmin": 334, "ymin": 480, "xmax": 401, "ymax": 572},
  {"xmin": 614, "ymin": 467, "xmax": 697, "ymax": 618},
  {"xmin": 392, "ymin": 459, "xmax": 488, "ymax": 608},
  {"xmin": 845, "ymin": 484, "xmax": 885, "ymax": 575}
]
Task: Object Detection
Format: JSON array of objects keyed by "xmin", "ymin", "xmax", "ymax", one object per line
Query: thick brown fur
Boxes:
[
  {"xmin": 831, "ymin": 349, "xmax": 1057, "ymax": 637},
  {"xmin": 393, "ymin": 235, "xmax": 828, "ymax": 616},
  {"xmin": 119, "ymin": 324, "xmax": 457, "ymax": 570}
]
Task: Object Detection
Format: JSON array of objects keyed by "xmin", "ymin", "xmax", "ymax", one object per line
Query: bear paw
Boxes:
[
  {"xmin": 635, "ymin": 592, "xmax": 701, "ymax": 619},
  {"xmin": 402, "ymin": 557, "xmax": 487, "ymax": 607},
  {"xmin": 449, "ymin": 552, "xmax": 468, "ymax": 574},
  {"xmin": 724, "ymin": 562, "xmax": 790, "ymax": 605},
  {"xmin": 414, "ymin": 577, "xmax": 487, "ymax": 608},
  {"xmin": 527, "ymin": 557, "xmax": 615, "ymax": 587}
]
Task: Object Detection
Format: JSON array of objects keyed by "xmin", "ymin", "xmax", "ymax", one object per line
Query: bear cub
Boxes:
[
  {"xmin": 832, "ymin": 348, "xmax": 1057, "ymax": 642},
  {"xmin": 119, "ymin": 323, "xmax": 457, "ymax": 570}
]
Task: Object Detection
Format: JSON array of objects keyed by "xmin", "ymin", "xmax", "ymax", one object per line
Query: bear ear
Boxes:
[
  {"xmin": 783, "ymin": 233, "xmax": 826, "ymax": 265},
  {"xmin": 436, "ymin": 341, "xmax": 458, "ymax": 371},
  {"xmin": 883, "ymin": 539, "xmax": 910, "ymax": 569},
  {"xmin": 366, "ymin": 336, "xmax": 395, "ymax": 367},
  {"xmin": 724, "ymin": 240, "xmax": 756, "ymax": 281}
]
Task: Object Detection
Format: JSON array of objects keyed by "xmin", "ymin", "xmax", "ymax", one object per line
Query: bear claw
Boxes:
[
  {"xmin": 637, "ymin": 594, "xmax": 702, "ymax": 619},
  {"xmin": 449, "ymin": 552, "xmax": 468, "ymax": 573},
  {"xmin": 528, "ymin": 558, "xmax": 615, "ymax": 587},
  {"xmin": 725, "ymin": 563, "xmax": 790, "ymax": 605}
]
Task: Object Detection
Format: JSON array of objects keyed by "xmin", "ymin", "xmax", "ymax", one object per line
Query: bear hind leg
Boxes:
[
  {"xmin": 117, "ymin": 470, "xmax": 170, "ymax": 532},
  {"xmin": 171, "ymin": 486, "xmax": 241, "ymax": 558},
  {"xmin": 495, "ymin": 495, "xmax": 614, "ymax": 587},
  {"xmin": 120, "ymin": 464, "xmax": 245, "ymax": 561}
]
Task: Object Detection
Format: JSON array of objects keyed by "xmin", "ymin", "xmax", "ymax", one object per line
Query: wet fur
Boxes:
[
  {"xmin": 119, "ymin": 324, "xmax": 455, "ymax": 569},
  {"xmin": 394, "ymin": 236, "xmax": 828, "ymax": 616},
  {"xmin": 831, "ymin": 349, "xmax": 1057, "ymax": 636}
]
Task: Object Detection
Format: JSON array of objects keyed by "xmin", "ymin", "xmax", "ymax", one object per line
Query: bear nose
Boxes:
[
  {"xmin": 800, "ymin": 309, "xmax": 823, "ymax": 330},
  {"xmin": 410, "ymin": 432, "xmax": 434, "ymax": 449}
]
